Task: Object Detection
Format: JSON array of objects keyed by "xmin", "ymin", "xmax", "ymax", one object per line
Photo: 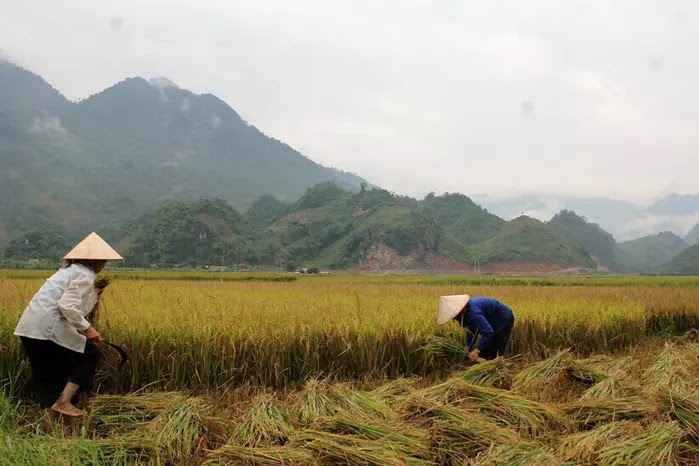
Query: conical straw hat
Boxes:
[
  {"xmin": 437, "ymin": 294, "xmax": 469, "ymax": 325},
  {"xmin": 63, "ymin": 232, "xmax": 123, "ymax": 260}
]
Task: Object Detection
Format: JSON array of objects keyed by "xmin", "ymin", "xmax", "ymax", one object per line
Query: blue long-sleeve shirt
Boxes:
[{"xmin": 458, "ymin": 297, "xmax": 514, "ymax": 352}]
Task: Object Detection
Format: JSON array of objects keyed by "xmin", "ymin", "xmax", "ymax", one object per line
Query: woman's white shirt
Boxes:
[{"xmin": 14, "ymin": 264, "xmax": 99, "ymax": 353}]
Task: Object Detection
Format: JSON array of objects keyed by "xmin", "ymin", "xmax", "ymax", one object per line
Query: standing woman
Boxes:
[{"xmin": 14, "ymin": 232, "xmax": 122, "ymax": 417}]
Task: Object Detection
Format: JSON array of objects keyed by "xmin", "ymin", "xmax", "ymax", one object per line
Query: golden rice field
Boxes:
[
  {"xmin": 2, "ymin": 271, "xmax": 699, "ymax": 391},
  {"xmin": 1, "ymin": 270, "xmax": 699, "ymax": 465}
]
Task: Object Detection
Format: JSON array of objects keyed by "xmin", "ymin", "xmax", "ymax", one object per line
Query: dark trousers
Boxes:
[
  {"xmin": 480, "ymin": 316, "xmax": 515, "ymax": 360},
  {"xmin": 20, "ymin": 337, "xmax": 101, "ymax": 408}
]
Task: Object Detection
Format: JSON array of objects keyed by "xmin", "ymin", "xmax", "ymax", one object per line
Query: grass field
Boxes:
[{"xmin": 1, "ymin": 270, "xmax": 699, "ymax": 464}]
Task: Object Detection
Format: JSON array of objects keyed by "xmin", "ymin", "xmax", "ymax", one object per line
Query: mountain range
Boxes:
[
  {"xmin": 0, "ymin": 60, "xmax": 364, "ymax": 246},
  {"xmin": 1, "ymin": 60, "xmax": 698, "ymax": 274},
  {"xmin": 475, "ymin": 194, "xmax": 699, "ymax": 241}
]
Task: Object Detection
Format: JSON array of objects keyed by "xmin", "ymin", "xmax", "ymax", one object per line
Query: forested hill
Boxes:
[{"xmin": 0, "ymin": 60, "xmax": 364, "ymax": 246}]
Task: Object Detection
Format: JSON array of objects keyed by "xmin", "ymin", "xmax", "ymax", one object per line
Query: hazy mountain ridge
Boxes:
[
  {"xmin": 686, "ymin": 223, "xmax": 699, "ymax": 245},
  {"xmin": 664, "ymin": 243, "xmax": 699, "ymax": 275},
  {"xmin": 2, "ymin": 61, "xmax": 698, "ymax": 273},
  {"xmin": 616, "ymin": 232, "xmax": 689, "ymax": 273},
  {"xmin": 0, "ymin": 61, "xmax": 366, "ymax": 245},
  {"xmin": 477, "ymin": 194, "xmax": 699, "ymax": 241},
  {"xmin": 110, "ymin": 185, "xmax": 596, "ymax": 271},
  {"xmin": 548, "ymin": 210, "xmax": 618, "ymax": 269}
]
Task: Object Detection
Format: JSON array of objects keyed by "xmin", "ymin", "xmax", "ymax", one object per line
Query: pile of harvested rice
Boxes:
[{"xmin": 8, "ymin": 341, "xmax": 699, "ymax": 465}]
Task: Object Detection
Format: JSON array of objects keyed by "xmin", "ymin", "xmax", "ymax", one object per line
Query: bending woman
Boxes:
[{"xmin": 14, "ymin": 232, "xmax": 122, "ymax": 417}]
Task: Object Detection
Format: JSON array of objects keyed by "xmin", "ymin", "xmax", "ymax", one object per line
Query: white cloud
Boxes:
[
  {"xmin": 179, "ymin": 98, "xmax": 190, "ymax": 113},
  {"xmin": 621, "ymin": 213, "xmax": 699, "ymax": 240},
  {"xmin": 30, "ymin": 115, "xmax": 68, "ymax": 135},
  {"xmin": 209, "ymin": 115, "xmax": 222, "ymax": 129}
]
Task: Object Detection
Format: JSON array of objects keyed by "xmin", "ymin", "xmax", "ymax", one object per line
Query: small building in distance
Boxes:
[{"xmin": 205, "ymin": 265, "xmax": 227, "ymax": 272}]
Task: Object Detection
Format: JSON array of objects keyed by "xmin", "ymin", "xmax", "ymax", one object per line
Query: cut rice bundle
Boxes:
[
  {"xmin": 645, "ymin": 343, "xmax": 694, "ymax": 394},
  {"xmin": 579, "ymin": 355, "xmax": 636, "ymax": 377},
  {"xmin": 204, "ymin": 445, "xmax": 315, "ymax": 466},
  {"xmin": 566, "ymin": 360, "xmax": 611, "ymax": 385},
  {"xmin": 559, "ymin": 421, "xmax": 643, "ymax": 464},
  {"xmin": 429, "ymin": 415, "xmax": 521, "ymax": 464},
  {"xmin": 597, "ymin": 422, "xmax": 688, "ymax": 466},
  {"xmin": 232, "ymin": 394, "xmax": 294, "ymax": 447},
  {"xmin": 513, "ymin": 350, "xmax": 608, "ymax": 402},
  {"xmin": 139, "ymin": 396, "xmax": 209, "ymax": 461},
  {"xmin": 410, "ymin": 379, "xmax": 464, "ymax": 403},
  {"xmin": 330, "ymin": 386, "xmax": 396, "ymax": 420},
  {"xmin": 329, "ymin": 417, "xmax": 429, "ymax": 458},
  {"xmin": 581, "ymin": 376, "xmax": 639, "ymax": 400},
  {"xmin": 398, "ymin": 395, "xmax": 475, "ymax": 428},
  {"xmin": 562, "ymin": 397, "xmax": 651, "ymax": 428},
  {"xmin": 291, "ymin": 430, "xmax": 432, "ymax": 466},
  {"xmin": 368, "ymin": 377, "xmax": 421, "ymax": 401},
  {"xmin": 469, "ymin": 440, "xmax": 562, "ymax": 466},
  {"xmin": 512, "ymin": 350, "xmax": 573, "ymax": 395},
  {"xmin": 94, "ymin": 275, "xmax": 113, "ymax": 290},
  {"xmin": 289, "ymin": 378, "xmax": 338, "ymax": 426},
  {"xmin": 87, "ymin": 392, "xmax": 211, "ymax": 462},
  {"xmin": 88, "ymin": 392, "xmax": 191, "ymax": 436},
  {"xmin": 657, "ymin": 387, "xmax": 699, "ymax": 439},
  {"xmin": 438, "ymin": 381, "xmax": 565, "ymax": 436},
  {"xmin": 420, "ymin": 334, "xmax": 468, "ymax": 360},
  {"xmin": 455, "ymin": 357, "xmax": 514, "ymax": 388}
]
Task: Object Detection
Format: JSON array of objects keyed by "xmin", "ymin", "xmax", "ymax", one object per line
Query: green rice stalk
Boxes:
[
  {"xmin": 232, "ymin": 394, "xmax": 294, "ymax": 447},
  {"xmin": 429, "ymin": 416, "xmax": 521, "ymax": 464},
  {"xmin": 597, "ymin": 422, "xmax": 687, "ymax": 466},
  {"xmin": 0, "ymin": 390, "xmax": 20, "ymax": 434},
  {"xmin": 558, "ymin": 421, "xmax": 643, "ymax": 464},
  {"xmin": 562, "ymin": 397, "xmax": 652, "ymax": 429},
  {"xmin": 470, "ymin": 440, "xmax": 562, "ymax": 466},
  {"xmin": 204, "ymin": 445, "xmax": 315, "ymax": 466},
  {"xmin": 291, "ymin": 429, "xmax": 431, "ymax": 466},
  {"xmin": 0, "ymin": 436, "xmax": 152, "ymax": 466}
]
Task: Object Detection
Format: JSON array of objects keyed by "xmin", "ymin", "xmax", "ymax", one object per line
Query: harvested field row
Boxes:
[{"xmin": 2, "ymin": 342, "xmax": 699, "ymax": 465}]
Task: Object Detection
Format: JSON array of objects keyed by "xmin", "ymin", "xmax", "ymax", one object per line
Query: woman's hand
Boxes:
[
  {"xmin": 468, "ymin": 349, "xmax": 481, "ymax": 362},
  {"xmin": 85, "ymin": 326, "xmax": 102, "ymax": 342}
]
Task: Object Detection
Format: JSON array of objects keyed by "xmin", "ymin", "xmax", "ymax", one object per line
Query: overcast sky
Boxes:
[{"xmin": 2, "ymin": 0, "xmax": 698, "ymax": 203}]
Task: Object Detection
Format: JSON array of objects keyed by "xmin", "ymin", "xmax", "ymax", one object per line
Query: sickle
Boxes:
[{"xmin": 102, "ymin": 341, "xmax": 129, "ymax": 369}]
